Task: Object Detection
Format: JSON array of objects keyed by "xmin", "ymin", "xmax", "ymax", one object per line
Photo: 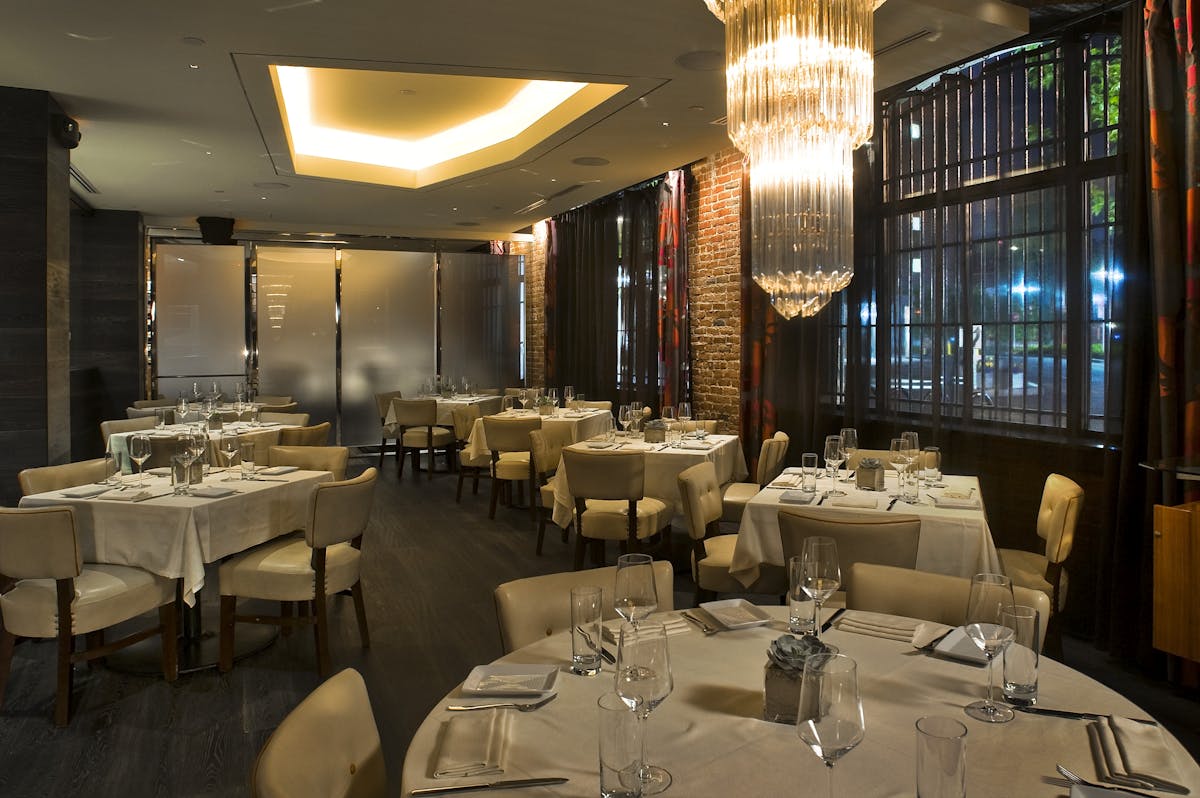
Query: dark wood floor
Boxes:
[{"xmin": 0, "ymin": 452, "xmax": 1196, "ymax": 796}]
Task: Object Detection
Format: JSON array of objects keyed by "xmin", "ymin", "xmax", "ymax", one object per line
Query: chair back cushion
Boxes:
[
  {"xmin": 846, "ymin": 449, "xmax": 897, "ymax": 471},
  {"xmin": 1038, "ymin": 473, "xmax": 1084, "ymax": 563},
  {"xmin": 258, "ymin": 402, "xmax": 300, "ymax": 414},
  {"xmin": 18, "ymin": 459, "xmax": 108, "ymax": 496},
  {"xmin": 251, "ymin": 668, "xmax": 387, "ymax": 798},
  {"xmin": 778, "ymin": 507, "xmax": 921, "ymax": 592},
  {"xmin": 0, "ymin": 507, "xmax": 81, "ymax": 580},
  {"xmin": 494, "ymin": 562, "xmax": 674, "ymax": 652},
  {"xmin": 279, "ymin": 422, "xmax": 331, "ymax": 446},
  {"xmin": 100, "ymin": 416, "xmax": 156, "ymax": 444},
  {"xmin": 529, "ymin": 424, "xmax": 573, "ymax": 476},
  {"xmin": 269, "ymin": 446, "xmax": 350, "ymax": 481},
  {"xmin": 677, "ymin": 461, "xmax": 723, "ymax": 540},
  {"xmin": 482, "ymin": 415, "xmax": 542, "ymax": 453},
  {"xmin": 253, "ymin": 395, "xmax": 293, "ymax": 406},
  {"xmin": 451, "ymin": 404, "xmax": 481, "ymax": 441},
  {"xmin": 389, "ymin": 399, "xmax": 437, "ymax": 428},
  {"xmin": 126, "ymin": 406, "xmax": 168, "ymax": 420},
  {"xmin": 307, "ymin": 468, "xmax": 378, "ymax": 548},
  {"xmin": 562, "ymin": 449, "xmax": 644, "ymax": 501},
  {"xmin": 846, "ymin": 563, "xmax": 1051, "ymax": 650},
  {"xmin": 238, "ymin": 428, "xmax": 282, "ymax": 467},
  {"xmin": 259, "ymin": 411, "xmax": 310, "ymax": 426},
  {"xmin": 374, "ymin": 390, "xmax": 404, "ymax": 422},
  {"xmin": 579, "ymin": 401, "xmax": 613, "ymax": 411},
  {"xmin": 132, "ymin": 397, "xmax": 176, "ymax": 409},
  {"xmin": 755, "ymin": 432, "xmax": 790, "ymax": 485}
]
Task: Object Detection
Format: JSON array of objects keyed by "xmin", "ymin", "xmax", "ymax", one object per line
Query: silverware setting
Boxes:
[
  {"xmin": 446, "ymin": 693, "xmax": 557, "ymax": 712},
  {"xmin": 1012, "ymin": 704, "xmax": 1158, "ymax": 726},
  {"xmin": 820, "ymin": 607, "xmax": 846, "ymax": 633},
  {"xmin": 1055, "ymin": 763, "xmax": 1165, "ymax": 798},
  {"xmin": 575, "ymin": 625, "xmax": 616, "ymax": 664},
  {"xmin": 885, "ymin": 497, "xmax": 899, "ymax": 511},
  {"xmin": 816, "ymin": 491, "xmax": 829, "ymax": 506},
  {"xmin": 410, "ymin": 777, "xmax": 570, "ymax": 795},
  {"xmin": 680, "ymin": 610, "xmax": 717, "ymax": 635}
]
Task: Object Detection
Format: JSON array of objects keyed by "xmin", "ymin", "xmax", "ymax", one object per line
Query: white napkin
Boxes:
[
  {"xmin": 768, "ymin": 475, "xmax": 802, "ymax": 489},
  {"xmin": 931, "ymin": 494, "xmax": 980, "ymax": 509},
  {"xmin": 189, "ymin": 485, "xmax": 238, "ymax": 498},
  {"xmin": 779, "ymin": 490, "xmax": 815, "ymax": 504},
  {"xmin": 61, "ymin": 484, "xmax": 112, "ymax": 498},
  {"xmin": 830, "ymin": 495, "xmax": 878, "ymax": 509},
  {"xmin": 259, "ymin": 465, "xmax": 298, "ymax": 475},
  {"xmin": 835, "ymin": 611, "xmax": 952, "ymax": 648},
  {"xmin": 1088, "ymin": 716, "xmax": 1187, "ymax": 793},
  {"xmin": 602, "ymin": 616, "xmax": 690, "ymax": 644},
  {"xmin": 434, "ymin": 709, "xmax": 509, "ymax": 779},
  {"xmin": 101, "ymin": 489, "xmax": 154, "ymax": 502},
  {"xmin": 679, "ymin": 440, "xmax": 713, "ymax": 450}
]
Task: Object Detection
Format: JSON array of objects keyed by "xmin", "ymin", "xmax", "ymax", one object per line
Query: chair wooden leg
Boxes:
[
  {"xmin": 410, "ymin": 448, "xmax": 421, "ymax": 480},
  {"xmin": 536, "ymin": 515, "xmax": 547, "ymax": 556},
  {"xmin": 159, "ymin": 603, "xmax": 178, "ymax": 682},
  {"xmin": 280, "ymin": 601, "xmax": 293, "ymax": 637},
  {"xmin": 0, "ymin": 629, "xmax": 13, "ymax": 711},
  {"xmin": 313, "ymin": 598, "xmax": 331, "ymax": 679},
  {"xmin": 456, "ymin": 468, "xmax": 466, "ymax": 502},
  {"xmin": 590, "ymin": 539, "xmax": 606, "ymax": 567},
  {"xmin": 218, "ymin": 595, "xmax": 236, "ymax": 673},
  {"xmin": 397, "ymin": 445, "xmax": 407, "ymax": 479},
  {"xmin": 351, "ymin": 582, "xmax": 370, "ymax": 649},
  {"xmin": 85, "ymin": 630, "xmax": 105, "ymax": 669},
  {"xmin": 488, "ymin": 476, "xmax": 501, "ymax": 520},
  {"xmin": 427, "ymin": 443, "xmax": 435, "ymax": 480},
  {"xmin": 573, "ymin": 534, "xmax": 587, "ymax": 570},
  {"xmin": 472, "ymin": 471, "xmax": 480, "ymax": 495},
  {"xmin": 378, "ymin": 436, "xmax": 386, "ymax": 470},
  {"xmin": 55, "ymin": 626, "xmax": 73, "ymax": 727}
]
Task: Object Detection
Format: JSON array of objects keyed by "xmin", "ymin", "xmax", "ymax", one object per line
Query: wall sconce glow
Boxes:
[
  {"xmin": 910, "ymin": 123, "xmax": 921, "ymax": 140},
  {"xmin": 1011, "ymin": 282, "xmax": 1040, "ymax": 295},
  {"xmin": 911, "ymin": 257, "xmax": 922, "ymax": 273},
  {"xmin": 276, "ymin": 66, "xmax": 587, "ymax": 171},
  {"xmin": 1092, "ymin": 268, "xmax": 1124, "ymax": 284}
]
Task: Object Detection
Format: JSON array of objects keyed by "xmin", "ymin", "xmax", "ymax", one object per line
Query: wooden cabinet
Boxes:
[{"xmin": 1153, "ymin": 502, "xmax": 1200, "ymax": 661}]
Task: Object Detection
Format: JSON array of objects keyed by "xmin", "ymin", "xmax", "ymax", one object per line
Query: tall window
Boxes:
[{"xmin": 844, "ymin": 34, "xmax": 1125, "ymax": 436}]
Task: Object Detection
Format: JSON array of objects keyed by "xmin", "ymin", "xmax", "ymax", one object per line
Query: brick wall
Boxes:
[
  {"xmin": 511, "ymin": 231, "xmax": 546, "ymax": 388},
  {"xmin": 686, "ymin": 147, "xmax": 745, "ymax": 435}
]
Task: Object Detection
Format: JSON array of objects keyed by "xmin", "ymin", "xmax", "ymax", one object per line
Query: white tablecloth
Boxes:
[
  {"xmin": 19, "ymin": 469, "xmax": 332, "ymax": 605},
  {"xmin": 400, "ymin": 606, "xmax": 1200, "ymax": 797},
  {"xmin": 730, "ymin": 473, "xmax": 1002, "ymax": 587},
  {"xmin": 108, "ymin": 421, "xmax": 298, "ymax": 473},
  {"xmin": 464, "ymin": 409, "xmax": 613, "ymax": 461},
  {"xmin": 548, "ymin": 435, "xmax": 749, "ymax": 528},
  {"xmin": 386, "ymin": 395, "xmax": 504, "ymax": 427}
]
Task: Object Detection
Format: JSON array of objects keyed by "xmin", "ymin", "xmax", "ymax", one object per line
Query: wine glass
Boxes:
[
  {"xmin": 189, "ymin": 428, "xmax": 209, "ymax": 473},
  {"xmin": 889, "ymin": 438, "xmax": 913, "ymax": 498},
  {"xmin": 614, "ymin": 553, "xmax": 657, "ymax": 629},
  {"xmin": 618, "ymin": 404, "xmax": 633, "ymax": 436},
  {"xmin": 209, "ymin": 381, "xmax": 221, "ymax": 402},
  {"xmin": 797, "ymin": 653, "xmax": 865, "ymax": 798},
  {"xmin": 963, "ymin": 573, "xmax": 1017, "ymax": 723},
  {"xmin": 564, "ymin": 385, "xmax": 575, "ymax": 408},
  {"xmin": 823, "ymin": 435, "xmax": 846, "ymax": 497},
  {"xmin": 838, "ymin": 428, "xmax": 858, "ymax": 482},
  {"xmin": 219, "ymin": 433, "xmax": 240, "ymax": 479},
  {"xmin": 519, "ymin": 389, "xmax": 530, "ymax": 412},
  {"xmin": 547, "ymin": 387, "xmax": 557, "ymax": 408},
  {"xmin": 200, "ymin": 397, "xmax": 215, "ymax": 429},
  {"xmin": 616, "ymin": 621, "xmax": 674, "ymax": 794},
  {"xmin": 176, "ymin": 393, "xmax": 189, "ymax": 423},
  {"xmin": 191, "ymin": 382, "xmax": 202, "ymax": 402},
  {"xmin": 677, "ymin": 402, "xmax": 692, "ymax": 436},
  {"xmin": 129, "ymin": 434, "xmax": 151, "ymax": 485},
  {"xmin": 801, "ymin": 536, "xmax": 841, "ymax": 640},
  {"xmin": 174, "ymin": 435, "xmax": 198, "ymax": 495}
]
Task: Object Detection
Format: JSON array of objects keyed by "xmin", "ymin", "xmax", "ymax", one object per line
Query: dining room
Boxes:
[{"xmin": 1, "ymin": 0, "xmax": 1198, "ymax": 795}]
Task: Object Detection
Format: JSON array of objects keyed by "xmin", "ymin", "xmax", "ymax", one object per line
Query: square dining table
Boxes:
[
  {"xmin": 547, "ymin": 434, "xmax": 749, "ymax": 528},
  {"xmin": 386, "ymin": 394, "xmax": 505, "ymax": 428},
  {"xmin": 107, "ymin": 420, "xmax": 301, "ymax": 473},
  {"xmin": 463, "ymin": 407, "xmax": 614, "ymax": 461},
  {"xmin": 729, "ymin": 470, "xmax": 1002, "ymax": 588}
]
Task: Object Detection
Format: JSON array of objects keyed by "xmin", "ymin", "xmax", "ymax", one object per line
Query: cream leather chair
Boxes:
[
  {"xmin": 279, "ymin": 422, "xmax": 331, "ymax": 446},
  {"xmin": 680, "ymin": 420, "xmax": 719, "ymax": 435},
  {"xmin": 251, "ymin": 668, "xmax": 386, "ymax": 798},
  {"xmin": 481, "ymin": 414, "xmax": 542, "ymax": 520},
  {"xmin": 374, "ymin": 389, "xmax": 405, "ymax": 470},
  {"xmin": 845, "ymin": 448, "xmax": 896, "ymax": 471},
  {"xmin": 530, "ymin": 425, "xmax": 574, "ymax": 555},
  {"xmin": 99, "ymin": 415, "xmax": 156, "ymax": 445},
  {"xmin": 259, "ymin": 411, "xmax": 310, "ymax": 426},
  {"xmin": 678, "ymin": 461, "xmax": 785, "ymax": 605},
  {"xmin": 579, "ymin": 400, "xmax": 613, "ymax": 411},
  {"xmin": 846, "ymin": 563, "xmax": 1050, "ymax": 651},
  {"xmin": 561, "ymin": 448, "xmax": 670, "ymax": 570},
  {"xmin": 721, "ymin": 431, "xmax": 789, "ymax": 523},
  {"xmin": 126, "ymin": 406, "xmax": 171, "ymax": 422},
  {"xmin": 268, "ymin": 446, "xmax": 350, "ymax": 481},
  {"xmin": 453, "ymin": 405, "xmax": 490, "ymax": 502},
  {"xmin": 257, "ymin": 401, "xmax": 299, "ymax": 414},
  {"xmin": 219, "ymin": 469, "xmax": 377, "ymax": 677},
  {"xmin": 494, "ymin": 562, "xmax": 674, "ymax": 653},
  {"xmin": 0, "ymin": 506, "xmax": 178, "ymax": 725},
  {"xmin": 997, "ymin": 473, "xmax": 1083, "ymax": 614},
  {"xmin": 391, "ymin": 399, "xmax": 454, "ymax": 481},
  {"xmin": 238, "ymin": 428, "xmax": 283, "ymax": 470},
  {"xmin": 778, "ymin": 506, "xmax": 921, "ymax": 600},
  {"xmin": 18, "ymin": 458, "xmax": 109, "ymax": 496},
  {"xmin": 253, "ymin": 394, "xmax": 293, "ymax": 406},
  {"xmin": 132, "ymin": 397, "xmax": 176, "ymax": 409}
]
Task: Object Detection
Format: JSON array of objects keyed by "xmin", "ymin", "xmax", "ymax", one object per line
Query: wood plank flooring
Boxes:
[{"xmin": 0, "ymin": 452, "xmax": 1195, "ymax": 795}]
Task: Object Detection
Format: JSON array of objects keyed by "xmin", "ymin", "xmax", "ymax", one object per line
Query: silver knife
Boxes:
[
  {"xmin": 1012, "ymin": 704, "xmax": 1159, "ymax": 726},
  {"xmin": 411, "ymin": 777, "xmax": 569, "ymax": 795}
]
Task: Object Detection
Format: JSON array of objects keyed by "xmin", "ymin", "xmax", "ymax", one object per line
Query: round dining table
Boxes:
[{"xmin": 400, "ymin": 606, "xmax": 1200, "ymax": 796}]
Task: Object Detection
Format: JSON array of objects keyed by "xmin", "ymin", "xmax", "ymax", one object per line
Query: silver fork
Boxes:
[
  {"xmin": 447, "ymin": 693, "xmax": 557, "ymax": 712},
  {"xmin": 1055, "ymin": 764, "xmax": 1160, "ymax": 798}
]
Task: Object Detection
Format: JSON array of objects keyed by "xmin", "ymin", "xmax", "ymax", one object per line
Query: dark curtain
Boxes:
[
  {"xmin": 1097, "ymin": 0, "xmax": 1199, "ymax": 665},
  {"xmin": 546, "ymin": 177, "xmax": 685, "ymax": 408}
]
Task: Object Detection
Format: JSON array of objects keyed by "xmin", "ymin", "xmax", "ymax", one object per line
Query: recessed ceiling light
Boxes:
[
  {"xmin": 572, "ymin": 156, "xmax": 609, "ymax": 167},
  {"xmin": 675, "ymin": 50, "xmax": 724, "ymax": 72},
  {"xmin": 260, "ymin": 196, "xmax": 268, "ymax": 200},
  {"xmin": 189, "ymin": 64, "xmax": 200, "ymax": 70},
  {"xmin": 661, "ymin": 121, "xmax": 670, "ymax": 127}
]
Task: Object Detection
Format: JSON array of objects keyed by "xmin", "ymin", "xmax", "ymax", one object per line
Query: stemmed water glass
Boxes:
[
  {"xmin": 175, "ymin": 434, "xmax": 199, "ymax": 495},
  {"xmin": 616, "ymin": 621, "xmax": 674, "ymax": 794},
  {"xmin": 614, "ymin": 553, "xmax": 657, "ymax": 629},
  {"xmin": 519, "ymin": 389, "xmax": 530, "ymax": 412},
  {"xmin": 546, "ymin": 387, "xmax": 557, "ymax": 408},
  {"xmin": 838, "ymin": 428, "xmax": 858, "ymax": 481},
  {"xmin": 629, "ymin": 402, "xmax": 643, "ymax": 437},
  {"xmin": 564, "ymin": 385, "xmax": 575, "ymax": 408},
  {"xmin": 677, "ymin": 402, "xmax": 692, "ymax": 436},
  {"xmin": 797, "ymin": 653, "xmax": 865, "ymax": 798},
  {"xmin": 176, "ymin": 393, "xmax": 189, "ymax": 423},
  {"xmin": 801, "ymin": 536, "xmax": 841, "ymax": 640},
  {"xmin": 219, "ymin": 433, "xmax": 240, "ymax": 480},
  {"xmin": 963, "ymin": 573, "xmax": 1017, "ymax": 723},
  {"xmin": 200, "ymin": 397, "xmax": 215, "ymax": 429},
  {"xmin": 823, "ymin": 435, "xmax": 846, "ymax": 497},
  {"xmin": 618, "ymin": 404, "xmax": 633, "ymax": 436},
  {"xmin": 129, "ymin": 434, "xmax": 151, "ymax": 486},
  {"xmin": 889, "ymin": 438, "xmax": 913, "ymax": 498}
]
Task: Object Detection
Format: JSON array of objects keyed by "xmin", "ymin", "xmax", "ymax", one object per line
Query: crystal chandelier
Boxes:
[{"xmin": 704, "ymin": 0, "xmax": 874, "ymax": 318}]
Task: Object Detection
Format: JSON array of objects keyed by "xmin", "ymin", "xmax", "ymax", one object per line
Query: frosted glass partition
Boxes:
[
  {"xmin": 340, "ymin": 250, "xmax": 436, "ymax": 445},
  {"xmin": 440, "ymin": 252, "xmax": 523, "ymax": 391},
  {"xmin": 254, "ymin": 247, "xmax": 337, "ymax": 430},
  {"xmin": 154, "ymin": 244, "xmax": 246, "ymax": 400}
]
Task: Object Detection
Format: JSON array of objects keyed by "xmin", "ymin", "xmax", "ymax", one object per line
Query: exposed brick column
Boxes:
[
  {"xmin": 511, "ymin": 229, "xmax": 547, "ymax": 388},
  {"xmin": 685, "ymin": 147, "xmax": 745, "ymax": 435}
]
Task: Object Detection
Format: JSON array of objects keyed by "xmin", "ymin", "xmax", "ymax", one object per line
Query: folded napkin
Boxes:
[
  {"xmin": 148, "ymin": 467, "xmax": 173, "ymax": 476},
  {"xmin": 602, "ymin": 616, "xmax": 690, "ymax": 644},
  {"xmin": 101, "ymin": 489, "xmax": 154, "ymax": 502},
  {"xmin": 679, "ymin": 440, "xmax": 713, "ymax": 450},
  {"xmin": 434, "ymin": 709, "xmax": 509, "ymax": 779},
  {"xmin": 61, "ymin": 484, "xmax": 112, "ymax": 499},
  {"xmin": 779, "ymin": 490, "xmax": 815, "ymax": 504},
  {"xmin": 830, "ymin": 495, "xmax": 878, "ymax": 509},
  {"xmin": 835, "ymin": 611, "xmax": 953, "ymax": 648},
  {"xmin": 1089, "ymin": 715, "xmax": 1187, "ymax": 793},
  {"xmin": 586, "ymin": 441, "xmax": 614, "ymax": 449},
  {"xmin": 768, "ymin": 475, "xmax": 802, "ymax": 489},
  {"xmin": 259, "ymin": 465, "xmax": 298, "ymax": 475},
  {"xmin": 189, "ymin": 485, "xmax": 237, "ymax": 498},
  {"xmin": 930, "ymin": 494, "xmax": 980, "ymax": 509}
]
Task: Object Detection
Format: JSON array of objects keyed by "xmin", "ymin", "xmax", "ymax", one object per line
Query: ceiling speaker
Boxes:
[
  {"xmin": 53, "ymin": 115, "xmax": 81, "ymax": 149},
  {"xmin": 197, "ymin": 216, "xmax": 236, "ymax": 245}
]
